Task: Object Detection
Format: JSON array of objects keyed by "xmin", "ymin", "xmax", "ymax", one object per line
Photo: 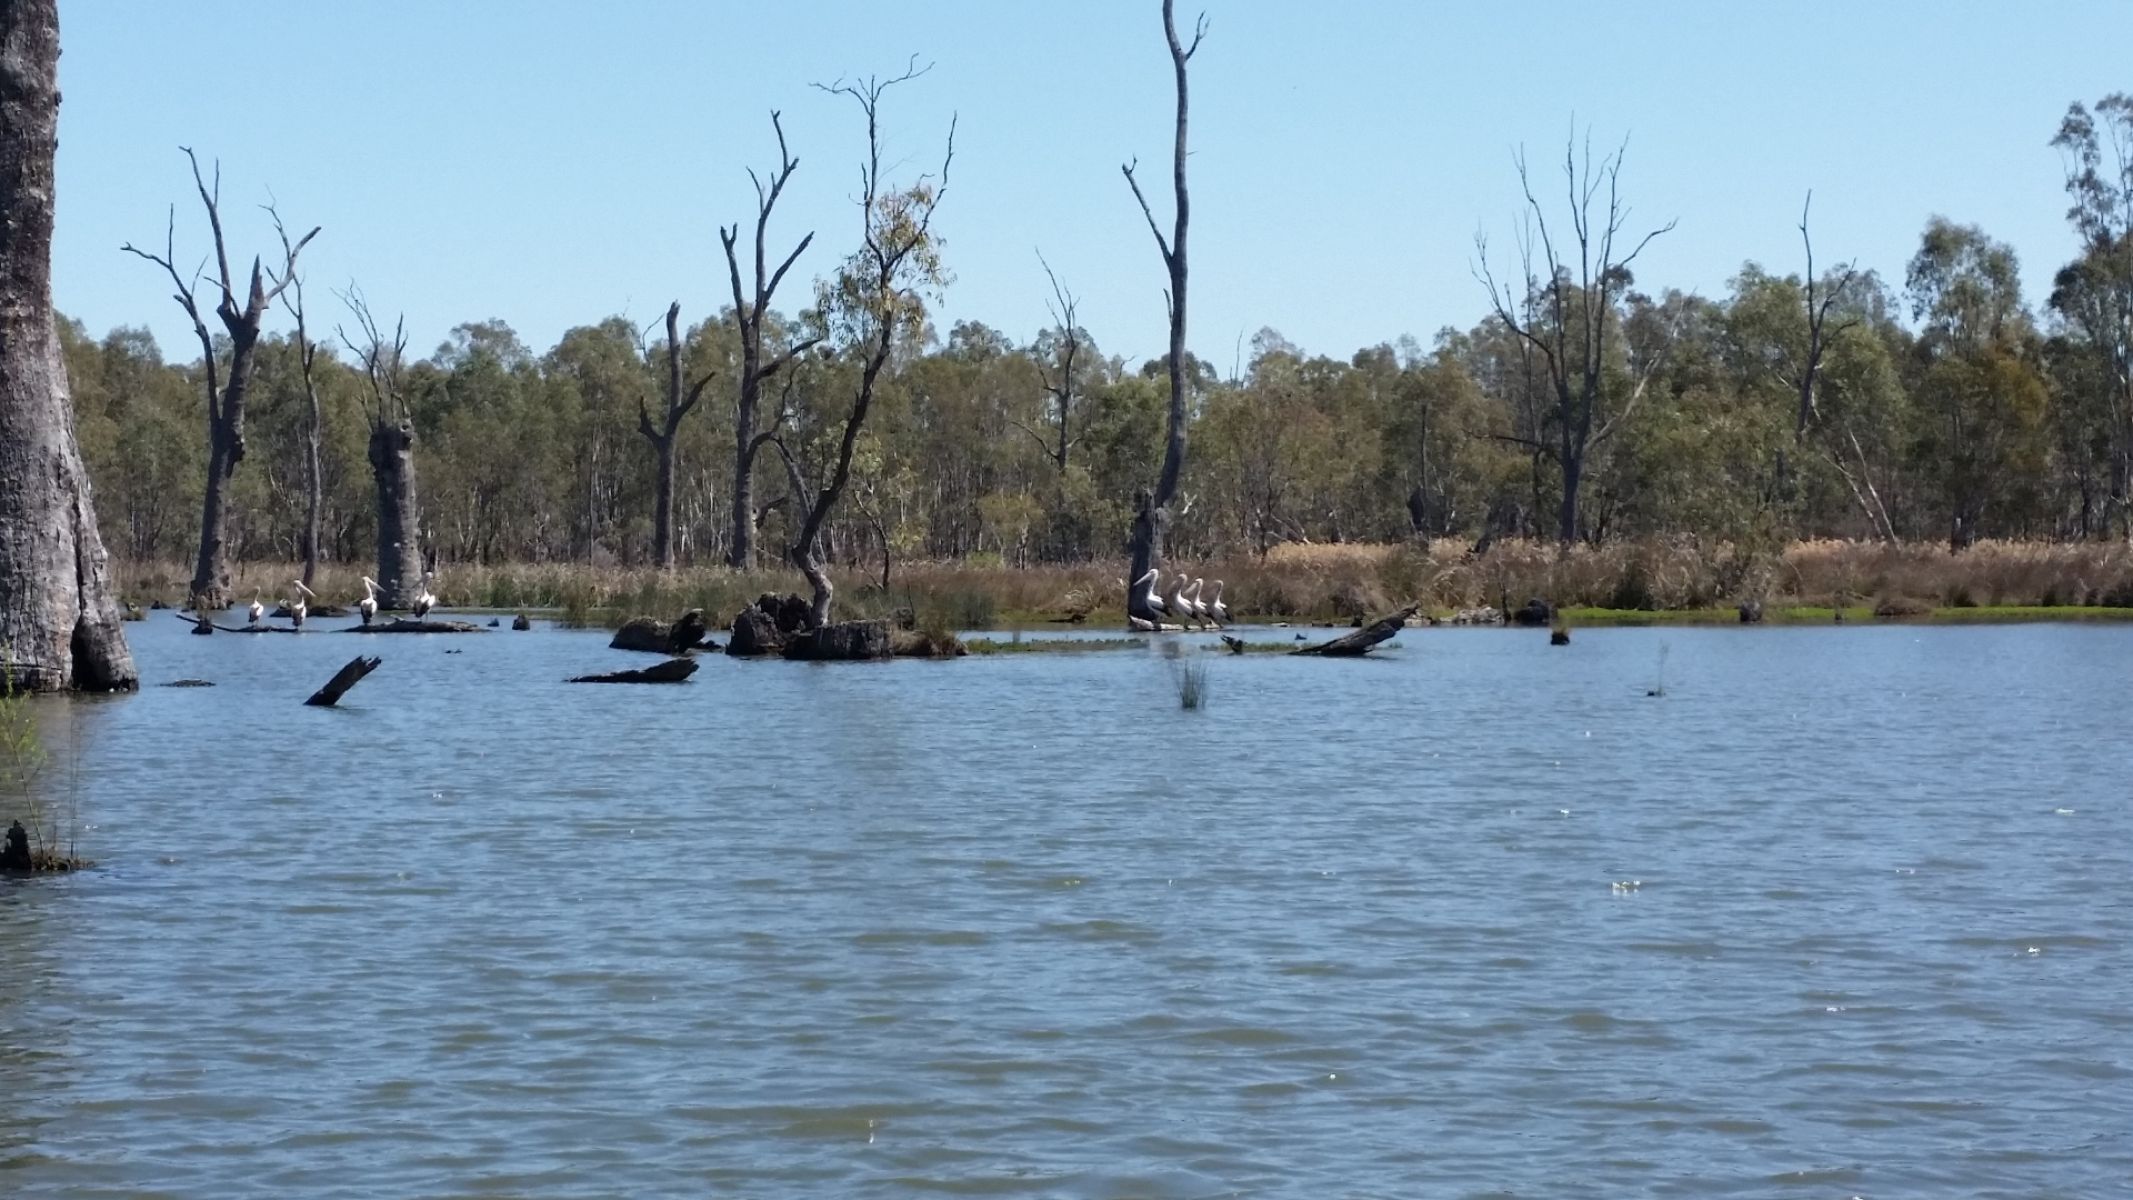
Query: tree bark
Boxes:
[
  {"xmin": 0, "ymin": 0, "xmax": 137, "ymax": 692},
  {"xmin": 370, "ymin": 419, "xmax": 420, "ymax": 606},
  {"xmin": 304, "ymin": 656, "xmax": 380, "ymax": 706},
  {"xmin": 1120, "ymin": 0, "xmax": 1206, "ymax": 608},
  {"xmin": 1293, "ymin": 605, "xmax": 1418, "ymax": 656},
  {"xmin": 640, "ymin": 301, "xmax": 714, "ymax": 569}
]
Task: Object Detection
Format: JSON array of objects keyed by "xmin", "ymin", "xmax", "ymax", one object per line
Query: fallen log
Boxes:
[
  {"xmin": 567, "ymin": 657, "xmax": 699, "ymax": 684},
  {"xmin": 305, "ymin": 656, "xmax": 382, "ymax": 706},
  {"xmin": 1293, "ymin": 605, "xmax": 1418, "ymax": 656},
  {"xmin": 610, "ymin": 609, "xmax": 716, "ymax": 655},
  {"xmin": 342, "ymin": 618, "xmax": 485, "ymax": 634},
  {"xmin": 173, "ymin": 613, "xmax": 307, "ymax": 633}
]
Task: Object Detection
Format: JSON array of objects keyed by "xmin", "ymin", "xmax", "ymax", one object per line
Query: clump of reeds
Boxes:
[{"xmin": 1174, "ymin": 658, "xmax": 1210, "ymax": 710}]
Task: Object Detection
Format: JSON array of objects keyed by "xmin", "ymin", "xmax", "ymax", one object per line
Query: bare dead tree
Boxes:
[
  {"xmin": 1791, "ymin": 192, "xmax": 1895, "ymax": 542},
  {"xmin": 1019, "ymin": 249, "xmax": 1084, "ymax": 472},
  {"xmin": 270, "ymin": 207, "xmax": 326, "ymax": 589},
  {"xmin": 336, "ymin": 286, "xmax": 422, "ymax": 609},
  {"xmin": 1475, "ymin": 129, "xmax": 1674, "ymax": 546},
  {"xmin": 122, "ymin": 149, "xmax": 317, "ymax": 610},
  {"xmin": 638, "ymin": 302, "xmax": 716, "ymax": 569},
  {"xmin": 0, "ymin": 0, "xmax": 137, "ymax": 691},
  {"xmin": 1120, "ymin": 0, "xmax": 1208, "ymax": 618},
  {"xmin": 721, "ymin": 111, "xmax": 824, "ymax": 570},
  {"xmin": 792, "ymin": 61, "xmax": 953, "ymax": 630}
]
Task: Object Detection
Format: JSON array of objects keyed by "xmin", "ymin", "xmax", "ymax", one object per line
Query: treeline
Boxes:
[{"xmin": 70, "ymin": 96, "xmax": 2133, "ymax": 576}]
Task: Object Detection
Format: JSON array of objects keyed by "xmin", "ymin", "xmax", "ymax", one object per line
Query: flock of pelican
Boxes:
[
  {"xmin": 244, "ymin": 573, "xmax": 436, "ymax": 630},
  {"xmin": 1125, "ymin": 568, "xmax": 1230, "ymax": 632}
]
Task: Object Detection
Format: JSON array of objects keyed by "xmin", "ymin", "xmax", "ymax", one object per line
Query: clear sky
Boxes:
[{"xmin": 51, "ymin": 1, "xmax": 2133, "ymax": 369}]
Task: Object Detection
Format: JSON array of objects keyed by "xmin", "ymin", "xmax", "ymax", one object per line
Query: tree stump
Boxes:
[
  {"xmin": 342, "ymin": 618, "xmax": 484, "ymax": 633},
  {"xmin": 512, "ymin": 613, "xmax": 531, "ymax": 630},
  {"xmin": 567, "ymin": 658, "xmax": 698, "ymax": 683},
  {"xmin": 1293, "ymin": 605, "xmax": 1418, "ymax": 656},
  {"xmin": 725, "ymin": 606, "xmax": 785, "ymax": 657},
  {"xmin": 1738, "ymin": 599, "xmax": 1764, "ymax": 624},
  {"xmin": 1511, "ymin": 597, "xmax": 1554, "ymax": 627},
  {"xmin": 305, "ymin": 656, "xmax": 381, "ymax": 706},
  {"xmin": 784, "ymin": 619, "xmax": 893, "ymax": 661}
]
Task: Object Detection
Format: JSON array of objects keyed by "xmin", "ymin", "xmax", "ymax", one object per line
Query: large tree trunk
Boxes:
[
  {"xmin": 370, "ymin": 419, "xmax": 421, "ymax": 608},
  {"xmin": 0, "ymin": 0, "xmax": 137, "ymax": 692},
  {"xmin": 652, "ymin": 435, "xmax": 675, "ymax": 568},
  {"xmin": 1120, "ymin": 0, "xmax": 1204, "ymax": 608},
  {"xmin": 730, "ymin": 382, "xmax": 759, "ymax": 569},
  {"xmin": 190, "ymin": 331, "xmax": 259, "ymax": 610},
  {"xmin": 1557, "ymin": 451, "xmax": 1582, "ymax": 545},
  {"xmin": 301, "ymin": 368, "xmax": 322, "ymax": 589}
]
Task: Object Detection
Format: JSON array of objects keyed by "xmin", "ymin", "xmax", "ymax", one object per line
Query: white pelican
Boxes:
[
  {"xmin": 358, "ymin": 576, "xmax": 379, "ymax": 626},
  {"xmin": 1166, "ymin": 577, "xmax": 1189, "ymax": 623},
  {"xmin": 1134, "ymin": 568, "xmax": 1165, "ymax": 616},
  {"xmin": 1208, "ymin": 580, "xmax": 1230, "ymax": 625},
  {"xmin": 289, "ymin": 580, "xmax": 315, "ymax": 630},
  {"xmin": 246, "ymin": 590, "xmax": 264, "ymax": 627},
  {"xmin": 412, "ymin": 574, "xmax": 436, "ymax": 620},
  {"xmin": 1186, "ymin": 578, "xmax": 1211, "ymax": 627}
]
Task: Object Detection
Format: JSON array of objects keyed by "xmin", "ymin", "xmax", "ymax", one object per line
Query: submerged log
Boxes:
[
  {"xmin": 1293, "ymin": 605, "xmax": 1419, "ymax": 656},
  {"xmin": 892, "ymin": 629, "xmax": 967, "ymax": 658},
  {"xmin": 161, "ymin": 678, "xmax": 215, "ymax": 687},
  {"xmin": 305, "ymin": 656, "xmax": 382, "ymax": 706},
  {"xmin": 784, "ymin": 619, "xmax": 893, "ymax": 661},
  {"xmin": 175, "ymin": 613, "xmax": 308, "ymax": 634},
  {"xmin": 568, "ymin": 657, "xmax": 699, "ymax": 684},
  {"xmin": 342, "ymin": 618, "xmax": 484, "ymax": 633}
]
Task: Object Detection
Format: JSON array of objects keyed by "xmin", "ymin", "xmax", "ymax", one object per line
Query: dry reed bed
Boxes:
[{"xmin": 114, "ymin": 538, "xmax": 2133, "ymax": 627}]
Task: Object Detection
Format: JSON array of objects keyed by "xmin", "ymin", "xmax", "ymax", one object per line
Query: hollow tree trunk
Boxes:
[
  {"xmin": 0, "ymin": 0, "xmax": 137, "ymax": 692},
  {"xmin": 370, "ymin": 420, "xmax": 421, "ymax": 608}
]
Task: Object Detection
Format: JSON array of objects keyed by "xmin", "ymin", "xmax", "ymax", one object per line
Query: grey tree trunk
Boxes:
[
  {"xmin": 370, "ymin": 421, "xmax": 421, "ymax": 608},
  {"xmin": 0, "ymin": 0, "xmax": 137, "ymax": 692},
  {"xmin": 1120, "ymin": 0, "xmax": 1206, "ymax": 607},
  {"xmin": 640, "ymin": 301, "xmax": 712, "ymax": 570}
]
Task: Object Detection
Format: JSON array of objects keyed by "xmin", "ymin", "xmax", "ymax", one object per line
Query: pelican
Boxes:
[
  {"xmin": 1208, "ymin": 580, "xmax": 1229, "ymax": 625},
  {"xmin": 1135, "ymin": 568, "xmax": 1165, "ymax": 616},
  {"xmin": 246, "ymin": 590, "xmax": 264, "ymax": 628},
  {"xmin": 412, "ymin": 574, "xmax": 436, "ymax": 620},
  {"xmin": 1166, "ymin": 577, "xmax": 1189, "ymax": 624},
  {"xmin": 1128, "ymin": 614, "xmax": 1158, "ymax": 633},
  {"xmin": 358, "ymin": 576, "xmax": 379, "ymax": 626},
  {"xmin": 289, "ymin": 580, "xmax": 315, "ymax": 630},
  {"xmin": 1186, "ymin": 578, "xmax": 1211, "ymax": 627}
]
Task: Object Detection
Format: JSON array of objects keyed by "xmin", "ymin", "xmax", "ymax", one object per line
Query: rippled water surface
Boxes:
[{"xmin": 3, "ymin": 615, "xmax": 2130, "ymax": 1197}]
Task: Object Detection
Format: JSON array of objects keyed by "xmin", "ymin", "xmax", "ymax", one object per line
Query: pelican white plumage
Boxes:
[
  {"xmin": 1208, "ymin": 580, "xmax": 1230, "ymax": 625},
  {"xmin": 1135, "ymin": 568, "xmax": 1165, "ymax": 616},
  {"xmin": 1186, "ymin": 578, "xmax": 1210, "ymax": 627},
  {"xmin": 1166, "ymin": 578, "xmax": 1189, "ymax": 623},
  {"xmin": 1127, "ymin": 614, "xmax": 1158, "ymax": 633},
  {"xmin": 412, "ymin": 574, "xmax": 436, "ymax": 620},
  {"xmin": 246, "ymin": 589, "xmax": 264, "ymax": 627},
  {"xmin": 358, "ymin": 576, "xmax": 380, "ymax": 626},
  {"xmin": 289, "ymin": 580, "xmax": 315, "ymax": 630}
]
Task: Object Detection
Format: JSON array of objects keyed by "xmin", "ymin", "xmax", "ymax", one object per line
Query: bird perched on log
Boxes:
[
  {"xmin": 358, "ymin": 577, "xmax": 380, "ymax": 626},
  {"xmin": 247, "ymin": 590, "xmax": 264, "ymax": 628},
  {"xmin": 1134, "ymin": 568, "xmax": 1166, "ymax": 618},
  {"xmin": 288, "ymin": 580, "xmax": 316, "ymax": 630},
  {"xmin": 1207, "ymin": 580, "xmax": 1230, "ymax": 625}
]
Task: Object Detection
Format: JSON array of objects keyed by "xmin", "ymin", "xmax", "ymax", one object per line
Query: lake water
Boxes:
[{"xmin": 3, "ymin": 615, "xmax": 2129, "ymax": 1197}]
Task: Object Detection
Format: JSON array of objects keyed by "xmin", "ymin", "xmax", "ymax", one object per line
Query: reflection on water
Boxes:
[{"xmin": 3, "ymin": 616, "xmax": 2130, "ymax": 1196}]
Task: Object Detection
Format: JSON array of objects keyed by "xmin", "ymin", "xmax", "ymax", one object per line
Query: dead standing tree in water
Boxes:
[
  {"xmin": 784, "ymin": 62, "xmax": 953, "ymax": 632},
  {"xmin": 1121, "ymin": 0, "xmax": 1207, "ymax": 621},
  {"xmin": 273, "ymin": 213, "xmax": 328, "ymax": 588},
  {"xmin": 0, "ymin": 0, "xmax": 136, "ymax": 691},
  {"xmin": 1474, "ymin": 130, "xmax": 1673, "ymax": 546},
  {"xmin": 122, "ymin": 150, "xmax": 316, "ymax": 611},
  {"xmin": 337, "ymin": 287, "xmax": 422, "ymax": 610},
  {"xmin": 722, "ymin": 112, "xmax": 823, "ymax": 569},
  {"xmin": 639, "ymin": 301, "xmax": 715, "ymax": 569}
]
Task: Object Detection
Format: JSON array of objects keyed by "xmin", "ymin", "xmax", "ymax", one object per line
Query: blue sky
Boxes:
[{"xmin": 52, "ymin": 1, "xmax": 2132, "ymax": 368}]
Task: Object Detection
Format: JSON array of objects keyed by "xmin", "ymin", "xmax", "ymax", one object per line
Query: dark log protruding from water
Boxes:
[
  {"xmin": 1220, "ymin": 634, "xmax": 1247, "ymax": 654},
  {"xmin": 2, "ymin": 821, "xmax": 28, "ymax": 870},
  {"xmin": 1738, "ymin": 599, "xmax": 1765, "ymax": 624},
  {"xmin": 343, "ymin": 618, "xmax": 484, "ymax": 633},
  {"xmin": 512, "ymin": 613, "xmax": 531, "ymax": 630},
  {"xmin": 1293, "ymin": 605, "xmax": 1419, "ymax": 656},
  {"xmin": 610, "ymin": 609, "xmax": 715, "ymax": 655},
  {"xmin": 162, "ymin": 679, "xmax": 215, "ymax": 687},
  {"xmin": 568, "ymin": 657, "xmax": 699, "ymax": 684},
  {"xmin": 726, "ymin": 606, "xmax": 785, "ymax": 657},
  {"xmin": 305, "ymin": 656, "xmax": 381, "ymax": 706},
  {"xmin": 1550, "ymin": 626, "xmax": 1571, "ymax": 645},
  {"xmin": 1511, "ymin": 597, "xmax": 1554, "ymax": 627},
  {"xmin": 755, "ymin": 592, "xmax": 812, "ymax": 635},
  {"xmin": 785, "ymin": 619, "xmax": 893, "ymax": 661}
]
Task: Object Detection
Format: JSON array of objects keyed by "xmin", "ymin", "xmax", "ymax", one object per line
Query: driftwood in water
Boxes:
[
  {"xmin": 1293, "ymin": 605, "xmax": 1419, "ymax": 656},
  {"xmin": 161, "ymin": 678, "xmax": 215, "ymax": 687},
  {"xmin": 175, "ymin": 613, "xmax": 307, "ymax": 634},
  {"xmin": 342, "ymin": 618, "xmax": 484, "ymax": 634},
  {"xmin": 567, "ymin": 657, "xmax": 699, "ymax": 684},
  {"xmin": 305, "ymin": 656, "xmax": 381, "ymax": 706},
  {"xmin": 511, "ymin": 613, "xmax": 531, "ymax": 630}
]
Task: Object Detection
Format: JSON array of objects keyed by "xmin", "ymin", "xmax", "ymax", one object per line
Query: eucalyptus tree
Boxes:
[
  {"xmin": 337, "ymin": 287, "xmax": 421, "ymax": 606},
  {"xmin": 784, "ymin": 62, "xmax": 952, "ymax": 628},
  {"xmin": 1475, "ymin": 130, "xmax": 1675, "ymax": 545},
  {"xmin": 2051, "ymin": 94, "xmax": 2133, "ymax": 539},
  {"xmin": 0, "ymin": 0, "xmax": 135, "ymax": 691},
  {"xmin": 122, "ymin": 153, "xmax": 316, "ymax": 610},
  {"xmin": 1120, "ymin": 0, "xmax": 1208, "ymax": 619}
]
